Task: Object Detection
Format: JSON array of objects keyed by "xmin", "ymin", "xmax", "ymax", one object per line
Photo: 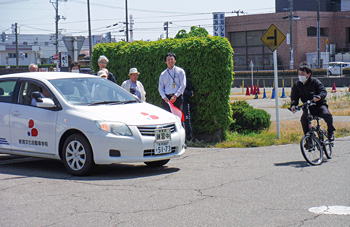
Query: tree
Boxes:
[{"xmin": 175, "ymin": 26, "xmax": 209, "ymax": 39}]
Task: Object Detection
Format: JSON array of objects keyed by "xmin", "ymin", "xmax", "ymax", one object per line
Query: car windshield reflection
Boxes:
[{"xmin": 50, "ymin": 77, "xmax": 138, "ymax": 105}]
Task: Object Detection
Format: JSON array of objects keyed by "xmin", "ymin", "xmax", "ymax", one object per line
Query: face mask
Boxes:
[
  {"xmin": 298, "ymin": 75, "xmax": 307, "ymax": 83},
  {"xmin": 72, "ymin": 69, "xmax": 80, "ymax": 73}
]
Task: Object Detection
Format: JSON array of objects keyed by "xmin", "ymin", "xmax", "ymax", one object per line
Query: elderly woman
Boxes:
[{"xmin": 97, "ymin": 55, "xmax": 116, "ymax": 83}]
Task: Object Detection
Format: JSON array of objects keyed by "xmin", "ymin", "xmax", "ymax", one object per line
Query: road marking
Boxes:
[{"xmin": 309, "ymin": 206, "xmax": 350, "ymax": 215}]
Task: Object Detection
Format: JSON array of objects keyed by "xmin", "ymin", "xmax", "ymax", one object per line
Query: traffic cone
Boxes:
[
  {"xmin": 257, "ymin": 84, "xmax": 260, "ymax": 94},
  {"xmin": 331, "ymin": 82, "xmax": 336, "ymax": 93},
  {"xmin": 254, "ymin": 90, "xmax": 259, "ymax": 99},
  {"xmin": 281, "ymin": 87, "xmax": 286, "ymax": 98},
  {"xmin": 263, "ymin": 88, "xmax": 267, "ymax": 99},
  {"xmin": 246, "ymin": 85, "xmax": 250, "ymax": 96},
  {"xmin": 253, "ymin": 85, "xmax": 257, "ymax": 95},
  {"xmin": 251, "ymin": 85, "xmax": 254, "ymax": 95},
  {"xmin": 271, "ymin": 88, "xmax": 275, "ymax": 99}
]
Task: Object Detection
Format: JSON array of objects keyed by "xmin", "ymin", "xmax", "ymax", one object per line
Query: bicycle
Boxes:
[{"xmin": 289, "ymin": 100, "xmax": 334, "ymax": 165}]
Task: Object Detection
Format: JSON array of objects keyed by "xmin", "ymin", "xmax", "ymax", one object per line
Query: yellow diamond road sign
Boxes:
[{"xmin": 260, "ymin": 24, "xmax": 286, "ymax": 52}]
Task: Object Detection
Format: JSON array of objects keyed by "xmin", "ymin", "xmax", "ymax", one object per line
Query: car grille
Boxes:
[
  {"xmin": 137, "ymin": 123, "xmax": 176, "ymax": 136},
  {"xmin": 144, "ymin": 147, "xmax": 177, "ymax": 156}
]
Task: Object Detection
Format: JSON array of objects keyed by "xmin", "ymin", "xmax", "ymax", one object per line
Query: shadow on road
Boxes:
[
  {"xmin": 274, "ymin": 161, "xmax": 311, "ymax": 168},
  {"xmin": 0, "ymin": 155, "xmax": 180, "ymax": 180}
]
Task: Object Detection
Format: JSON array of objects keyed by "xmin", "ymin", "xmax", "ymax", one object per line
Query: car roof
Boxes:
[
  {"xmin": 0, "ymin": 72, "xmax": 97, "ymax": 80},
  {"xmin": 329, "ymin": 62, "xmax": 350, "ymax": 64}
]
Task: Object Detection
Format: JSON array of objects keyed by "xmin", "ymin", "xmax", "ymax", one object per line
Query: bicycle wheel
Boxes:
[
  {"xmin": 300, "ymin": 134, "xmax": 323, "ymax": 165},
  {"xmin": 322, "ymin": 131, "xmax": 333, "ymax": 159}
]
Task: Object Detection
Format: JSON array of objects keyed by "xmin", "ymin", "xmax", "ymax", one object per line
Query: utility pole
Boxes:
[
  {"xmin": 317, "ymin": 0, "xmax": 321, "ymax": 68},
  {"xmin": 164, "ymin": 21, "xmax": 172, "ymax": 38},
  {"xmin": 15, "ymin": 23, "xmax": 19, "ymax": 69},
  {"xmin": 233, "ymin": 10, "xmax": 244, "ymax": 16},
  {"xmin": 51, "ymin": 0, "xmax": 67, "ymax": 55},
  {"xmin": 130, "ymin": 15, "xmax": 134, "ymax": 42},
  {"xmin": 87, "ymin": 0, "xmax": 92, "ymax": 68},
  {"xmin": 125, "ymin": 0, "xmax": 129, "ymax": 42},
  {"xmin": 289, "ymin": 0, "xmax": 294, "ymax": 69}
]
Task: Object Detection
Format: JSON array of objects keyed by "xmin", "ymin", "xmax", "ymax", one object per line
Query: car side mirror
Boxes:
[{"xmin": 36, "ymin": 98, "xmax": 55, "ymax": 108}]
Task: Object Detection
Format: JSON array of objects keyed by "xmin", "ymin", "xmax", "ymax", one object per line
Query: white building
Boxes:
[{"xmin": 0, "ymin": 33, "xmax": 66, "ymax": 66}]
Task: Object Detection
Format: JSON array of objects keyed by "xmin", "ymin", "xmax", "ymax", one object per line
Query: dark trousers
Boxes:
[
  {"xmin": 301, "ymin": 105, "xmax": 335, "ymax": 135},
  {"xmin": 162, "ymin": 94, "xmax": 183, "ymax": 113},
  {"xmin": 183, "ymin": 100, "xmax": 193, "ymax": 140}
]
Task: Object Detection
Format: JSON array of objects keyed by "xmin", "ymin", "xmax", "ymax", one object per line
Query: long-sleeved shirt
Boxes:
[{"xmin": 158, "ymin": 65, "xmax": 186, "ymax": 99}]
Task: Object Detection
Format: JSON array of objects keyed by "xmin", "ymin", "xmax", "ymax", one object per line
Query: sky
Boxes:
[{"xmin": 0, "ymin": 0, "xmax": 275, "ymax": 41}]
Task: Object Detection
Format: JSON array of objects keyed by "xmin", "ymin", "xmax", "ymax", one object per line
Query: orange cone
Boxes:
[
  {"xmin": 250, "ymin": 85, "xmax": 254, "ymax": 95},
  {"xmin": 246, "ymin": 85, "xmax": 250, "ymax": 96},
  {"xmin": 257, "ymin": 84, "xmax": 260, "ymax": 94},
  {"xmin": 331, "ymin": 82, "xmax": 336, "ymax": 93}
]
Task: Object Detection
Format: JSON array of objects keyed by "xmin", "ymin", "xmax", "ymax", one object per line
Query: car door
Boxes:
[
  {"xmin": 9, "ymin": 80, "xmax": 58, "ymax": 156},
  {"xmin": 0, "ymin": 79, "xmax": 18, "ymax": 151}
]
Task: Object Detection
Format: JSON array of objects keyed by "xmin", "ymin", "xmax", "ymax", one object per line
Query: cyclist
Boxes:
[{"xmin": 290, "ymin": 62, "xmax": 335, "ymax": 141}]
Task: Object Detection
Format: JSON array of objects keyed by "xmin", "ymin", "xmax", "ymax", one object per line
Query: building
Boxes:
[
  {"xmin": 226, "ymin": 10, "xmax": 350, "ymax": 71},
  {"xmin": 0, "ymin": 32, "xmax": 114, "ymax": 67},
  {"xmin": 276, "ymin": 0, "xmax": 341, "ymax": 13}
]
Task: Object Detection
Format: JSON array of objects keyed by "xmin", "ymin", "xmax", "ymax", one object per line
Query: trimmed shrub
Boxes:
[
  {"xmin": 91, "ymin": 36, "xmax": 234, "ymax": 141},
  {"xmin": 230, "ymin": 101, "xmax": 271, "ymax": 133}
]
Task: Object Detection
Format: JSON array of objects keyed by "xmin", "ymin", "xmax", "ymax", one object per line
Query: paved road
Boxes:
[{"xmin": 1, "ymin": 136, "xmax": 350, "ymax": 226}]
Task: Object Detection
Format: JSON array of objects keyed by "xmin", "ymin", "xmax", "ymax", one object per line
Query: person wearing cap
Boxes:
[
  {"xmin": 121, "ymin": 68, "xmax": 146, "ymax": 102},
  {"xmin": 158, "ymin": 52, "xmax": 186, "ymax": 112},
  {"xmin": 97, "ymin": 55, "xmax": 117, "ymax": 83},
  {"xmin": 97, "ymin": 70, "xmax": 108, "ymax": 79}
]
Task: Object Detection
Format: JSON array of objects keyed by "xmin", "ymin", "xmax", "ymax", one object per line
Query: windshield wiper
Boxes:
[
  {"xmin": 88, "ymin": 101, "xmax": 124, "ymax": 106},
  {"xmin": 88, "ymin": 100, "xmax": 138, "ymax": 106}
]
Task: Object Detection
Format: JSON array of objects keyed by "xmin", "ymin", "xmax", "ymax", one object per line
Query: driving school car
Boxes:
[{"xmin": 0, "ymin": 72, "xmax": 186, "ymax": 175}]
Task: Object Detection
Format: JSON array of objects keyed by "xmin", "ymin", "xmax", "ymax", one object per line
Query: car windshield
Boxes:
[{"xmin": 50, "ymin": 77, "xmax": 139, "ymax": 105}]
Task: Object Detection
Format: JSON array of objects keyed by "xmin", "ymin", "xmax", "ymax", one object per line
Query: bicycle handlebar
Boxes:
[{"xmin": 288, "ymin": 100, "xmax": 316, "ymax": 112}]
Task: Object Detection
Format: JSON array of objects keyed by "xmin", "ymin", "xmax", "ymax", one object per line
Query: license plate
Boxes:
[
  {"xmin": 154, "ymin": 129, "xmax": 171, "ymax": 154},
  {"xmin": 155, "ymin": 129, "xmax": 171, "ymax": 142},
  {"xmin": 155, "ymin": 141, "xmax": 172, "ymax": 154}
]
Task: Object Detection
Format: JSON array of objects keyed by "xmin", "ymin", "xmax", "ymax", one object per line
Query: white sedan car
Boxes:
[{"xmin": 0, "ymin": 72, "xmax": 186, "ymax": 175}]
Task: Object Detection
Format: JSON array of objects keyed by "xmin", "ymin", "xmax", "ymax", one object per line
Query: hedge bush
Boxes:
[
  {"xmin": 230, "ymin": 101, "xmax": 271, "ymax": 133},
  {"xmin": 91, "ymin": 36, "xmax": 234, "ymax": 140}
]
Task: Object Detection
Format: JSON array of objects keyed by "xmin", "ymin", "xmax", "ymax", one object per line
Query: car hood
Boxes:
[{"xmin": 74, "ymin": 102, "xmax": 177, "ymax": 126}]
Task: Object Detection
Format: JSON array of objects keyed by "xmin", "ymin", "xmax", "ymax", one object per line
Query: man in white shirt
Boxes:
[{"xmin": 158, "ymin": 52, "xmax": 186, "ymax": 112}]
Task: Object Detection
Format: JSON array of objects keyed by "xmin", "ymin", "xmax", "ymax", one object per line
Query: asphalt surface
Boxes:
[{"xmin": 1, "ymin": 136, "xmax": 350, "ymax": 226}]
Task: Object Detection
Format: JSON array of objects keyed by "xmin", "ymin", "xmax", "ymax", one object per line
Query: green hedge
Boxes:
[
  {"xmin": 92, "ymin": 37, "xmax": 234, "ymax": 139},
  {"xmin": 230, "ymin": 101, "xmax": 271, "ymax": 133}
]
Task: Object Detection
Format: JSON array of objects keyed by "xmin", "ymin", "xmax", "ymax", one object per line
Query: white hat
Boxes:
[
  {"xmin": 129, "ymin": 68, "xmax": 140, "ymax": 75},
  {"xmin": 97, "ymin": 70, "xmax": 108, "ymax": 79}
]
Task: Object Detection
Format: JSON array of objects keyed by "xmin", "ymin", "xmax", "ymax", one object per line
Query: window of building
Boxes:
[
  {"xmin": 8, "ymin": 53, "xmax": 16, "ymax": 58},
  {"xmin": 230, "ymin": 30, "xmax": 273, "ymax": 70},
  {"xmin": 230, "ymin": 32, "xmax": 246, "ymax": 47},
  {"xmin": 45, "ymin": 42, "xmax": 49, "ymax": 46},
  {"xmin": 23, "ymin": 42, "xmax": 28, "ymax": 45},
  {"xmin": 307, "ymin": 27, "xmax": 328, "ymax": 37},
  {"xmin": 346, "ymin": 28, "xmax": 350, "ymax": 43}
]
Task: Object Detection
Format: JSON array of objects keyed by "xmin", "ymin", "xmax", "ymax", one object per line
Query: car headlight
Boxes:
[{"xmin": 95, "ymin": 121, "xmax": 132, "ymax": 136}]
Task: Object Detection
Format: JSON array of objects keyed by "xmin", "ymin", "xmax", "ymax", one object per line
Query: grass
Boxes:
[{"xmin": 191, "ymin": 91, "xmax": 350, "ymax": 148}]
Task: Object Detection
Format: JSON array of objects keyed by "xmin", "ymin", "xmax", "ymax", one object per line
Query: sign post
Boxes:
[
  {"xmin": 250, "ymin": 60, "xmax": 254, "ymax": 88},
  {"xmin": 260, "ymin": 24, "xmax": 286, "ymax": 139}
]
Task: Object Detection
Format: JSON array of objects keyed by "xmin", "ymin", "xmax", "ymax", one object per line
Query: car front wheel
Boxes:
[{"xmin": 62, "ymin": 134, "xmax": 94, "ymax": 176}]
